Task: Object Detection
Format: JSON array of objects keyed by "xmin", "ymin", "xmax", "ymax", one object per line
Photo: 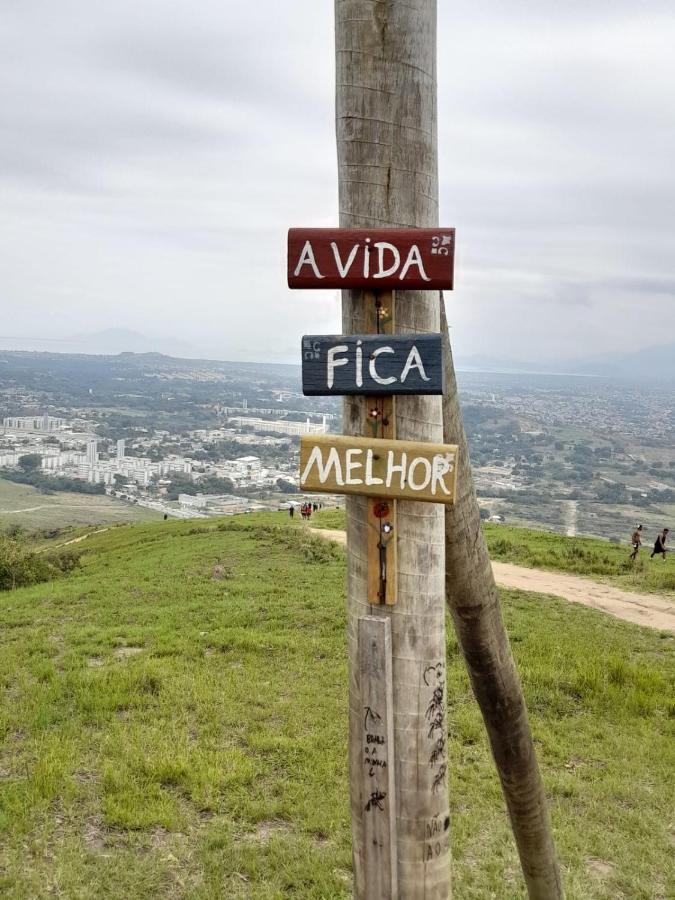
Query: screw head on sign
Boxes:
[
  {"xmin": 382, "ymin": 522, "xmax": 394, "ymax": 535},
  {"xmin": 370, "ymin": 408, "xmax": 380, "ymax": 418},
  {"xmin": 373, "ymin": 501, "xmax": 390, "ymax": 519}
]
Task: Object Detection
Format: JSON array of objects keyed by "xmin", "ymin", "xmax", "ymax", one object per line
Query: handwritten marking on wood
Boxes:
[
  {"xmin": 301, "ymin": 334, "xmax": 443, "ymax": 396},
  {"xmin": 359, "ymin": 616, "xmax": 398, "ymax": 899},
  {"xmin": 287, "ymin": 228, "xmax": 455, "ymax": 290},
  {"xmin": 424, "ymin": 662, "xmax": 448, "ymax": 796},
  {"xmin": 299, "ymin": 435, "xmax": 459, "ymax": 504}
]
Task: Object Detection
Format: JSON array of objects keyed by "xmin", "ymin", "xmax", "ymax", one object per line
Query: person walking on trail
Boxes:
[
  {"xmin": 651, "ymin": 527, "xmax": 669, "ymax": 560},
  {"xmin": 629, "ymin": 524, "xmax": 643, "ymax": 561},
  {"xmin": 289, "ymin": 505, "xmax": 294, "ymax": 519}
]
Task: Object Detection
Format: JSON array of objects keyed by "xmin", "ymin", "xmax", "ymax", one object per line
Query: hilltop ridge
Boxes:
[{"xmin": 0, "ymin": 513, "xmax": 673, "ymax": 897}]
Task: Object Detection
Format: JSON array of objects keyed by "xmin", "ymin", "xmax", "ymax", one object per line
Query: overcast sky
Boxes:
[{"xmin": 1, "ymin": 1, "xmax": 674, "ymax": 364}]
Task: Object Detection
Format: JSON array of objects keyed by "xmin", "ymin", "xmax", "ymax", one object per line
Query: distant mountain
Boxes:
[
  {"xmin": 69, "ymin": 329, "xmax": 195, "ymax": 357},
  {"xmin": 456, "ymin": 342, "xmax": 675, "ymax": 381}
]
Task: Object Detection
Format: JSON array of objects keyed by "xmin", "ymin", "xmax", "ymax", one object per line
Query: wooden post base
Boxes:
[{"xmin": 359, "ymin": 616, "xmax": 398, "ymax": 899}]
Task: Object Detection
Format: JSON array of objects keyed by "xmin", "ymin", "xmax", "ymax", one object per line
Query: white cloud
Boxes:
[{"xmin": 0, "ymin": 1, "xmax": 673, "ymax": 363}]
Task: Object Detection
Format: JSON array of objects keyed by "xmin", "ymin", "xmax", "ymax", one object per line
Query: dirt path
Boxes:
[
  {"xmin": 561, "ymin": 498, "xmax": 578, "ymax": 537},
  {"xmin": 59, "ymin": 527, "xmax": 110, "ymax": 546},
  {"xmin": 37, "ymin": 527, "xmax": 111, "ymax": 554},
  {"xmin": 309, "ymin": 528, "xmax": 675, "ymax": 632}
]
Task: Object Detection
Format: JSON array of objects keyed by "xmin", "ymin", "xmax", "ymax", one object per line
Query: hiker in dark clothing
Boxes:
[
  {"xmin": 651, "ymin": 528, "xmax": 669, "ymax": 560},
  {"xmin": 289, "ymin": 505, "xmax": 294, "ymax": 519},
  {"xmin": 629, "ymin": 524, "xmax": 642, "ymax": 561}
]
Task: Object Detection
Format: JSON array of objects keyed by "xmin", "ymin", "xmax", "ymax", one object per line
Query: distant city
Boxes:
[
  {"xmin": 1, "ymin": 403, "xmax": 330, "ymax": 519},
  {"xmin": 0, "ymin": 351, "xmax": 672, "ymax": 539}
]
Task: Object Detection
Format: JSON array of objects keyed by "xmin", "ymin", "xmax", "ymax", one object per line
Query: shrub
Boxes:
[{"xmin": 0, "ymin": 537, "xmax": 81, "ymax": 591}]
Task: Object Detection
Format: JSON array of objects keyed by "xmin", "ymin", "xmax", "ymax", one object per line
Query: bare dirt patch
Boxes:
[
  {"xmin": 313, "ymin": 830, "xmax": 331, "ymax": 846},
  {"xmin": 587, "ymin": 858, "xmax": 616, "ymax": 879},
  {"xmin": 113, "ymin": 646, "xmax": 144, "ymax": 660},
  {"xmin": 242, "ymin": 819, "xmax": 292, "ymax": 844},
  {"xmin": 309, "ymin": 527, "xmax": 675, "ymax": 631},
  {"xmin": 83, "ymin": 817, "xmax": 106, "ymax": 854}
]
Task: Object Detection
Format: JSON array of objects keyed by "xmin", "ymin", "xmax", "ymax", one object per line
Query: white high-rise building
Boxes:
[
  {"xmin": 86, "ymin": 440, "xmax": 98, "ymax": 466},
  {"xmin": 117, "ymin": 439, "xmax": 126, "ymax": 460}
]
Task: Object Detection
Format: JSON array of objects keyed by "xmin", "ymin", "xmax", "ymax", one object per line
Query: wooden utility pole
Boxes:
[
  {"xmin": 335, "ymin": 2, "xmax": 452, "ymax": 897},
  {"xmin": 440, "ymin": 305, "xmax": 564, "ymax": 899}
]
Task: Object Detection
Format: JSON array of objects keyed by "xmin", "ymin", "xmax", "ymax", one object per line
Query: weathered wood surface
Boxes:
[
  {"xmin": 366, "ymin": 497, "xmax": 397, "ymax": 605},
  {"xmin": 440, "ymin": 303, "xmax": 564, "ymax": 898},
  {"xmin": 359, "ymin": 616, "xmax": 398, "ymax": 898},
  {"xmin": 336, "ymin": 1, "xmax": 452, "ymax": 895},
  {"xmin": 299, "ymin": 434, "xmax": 458, "ymax": 504},
  {"xmin": 288, "ymin": 228, "xmax": 455, "ymax": 290},
  {"xmin": 361, "ymin": 291, "xmax": 399, "ymax": 605},
  {"xmin": 301, "ymin": 333, "xmax": 443, "ymax": 396}
]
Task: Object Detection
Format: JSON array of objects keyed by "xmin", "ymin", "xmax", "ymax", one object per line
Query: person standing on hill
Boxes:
[
  {"xmin": 651, "ymin": 527, "xmax": 669, "ymax": 560},
  {"xmin": 629, "ymin": 524, "xmax": 643, "ymax": 561},
  {"xmin": 289, "ymin": 505, "xmax": 294, "ymax": 519}
]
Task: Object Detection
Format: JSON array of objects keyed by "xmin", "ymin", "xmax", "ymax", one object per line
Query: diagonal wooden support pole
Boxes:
[{"xmin": 440, "ymin": 302, "xmax": 564, "ymax": 899}]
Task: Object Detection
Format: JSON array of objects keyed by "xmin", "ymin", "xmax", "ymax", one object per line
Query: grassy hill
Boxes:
[
  {"xmin": 0, "ymin": 516, "xmax": 673, "ymax": 898},
  {"xmin": 0, "ymin": 478, "xmax": 162, "ymax": 530}
]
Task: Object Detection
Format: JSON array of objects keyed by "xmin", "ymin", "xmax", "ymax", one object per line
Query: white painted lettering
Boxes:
[
  {"xmin": 373, "ymin": 242, "xmax": 401, "ymax": 279},
  {"xmin": 364, "ymin": 449, "xmax": 384, "ymax": 485},
  {"xmin": 369, "ymin": 346, "xmax": 396, "ymax": 386},
  {"xmin": 301, "ymin": 445, "xmax": 343, "ymax": 486},
  {"xmin": 326, "ymin": 345, "xmax": 349, "ymax": 389},
  {"xmin": 293, "ymin": 241, "xmax": 324, "ymax": 279},
  {"xmin": 363, "ymin": 240, "xmax": 371, "ymax": 278},
  {"xmin": 345, "ymin": 448, "xmax": 364, "ymax": 485},
  {"xmin": 385, "ymin": 451, "xmax": 407, "ymax": 490},
  {"xmin": 399, "ymin": 244, "xmax": 430, "ymax": 281},
  {"xmin": 355, "ymin": 340, "xmax": 363, "ymax": 388},
  {"xmin": 431, "ymin": 453, "xmax": 453, "ymax": 495},
  {"xmin": 330, "ymin": 241, "xmax": 359, "ymax": 278},
  {"xmin": 407, "ymin": 456, "xmax": 432, "ymax": 491},
  {"xmin": 400, "ymin": 345, "xmax": 430, "ymax": 383}
]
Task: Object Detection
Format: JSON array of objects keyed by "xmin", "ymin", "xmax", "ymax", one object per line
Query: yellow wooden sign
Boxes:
[{"xmin": 299, "ymin": 435, "xmax": 458, "ymax": 504}]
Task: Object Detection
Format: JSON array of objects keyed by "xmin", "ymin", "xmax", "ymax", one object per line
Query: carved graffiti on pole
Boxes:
[
  {"xmin": 423, "ymin": 814, "xmax": 450, "ymax": 862},
  {"xmin": 365, "ymin": 789, "xmax": 387, "ymax": 812},
  {"xmin": 424, "ymin": 662, "xmax": 447, "ymax": 795},
  {"xmin": 363, "ymin": 705, "xmax": 390, "ymax": 811},
  {"xmin": 422, "ymin": 664, "xmax": 450, "ymax": 863}
]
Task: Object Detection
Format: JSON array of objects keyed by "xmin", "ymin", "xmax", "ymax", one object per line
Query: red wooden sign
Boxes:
[{"xmin": 287, "ymin": 228, "xmax": 455, "ymax": 290}]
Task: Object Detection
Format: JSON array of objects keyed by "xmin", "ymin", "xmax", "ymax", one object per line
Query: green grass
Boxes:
[
  {"xmin": 307, "ymin": 508, "xmax": 345, "ymax": 532},
  {"xmin": 485, "ymin": 524, "xmax": 675, "ymax": 595},
  {"xmin": 0, "ymin": 517, "xmax": 673, "ymax": 898},
  {"xmin": 0, "ymin": 478, "xmax": 162, "ymax": 530},
  {"xmin": 310, "ymin": 509, "xmax": 675, "ymax": 596}
]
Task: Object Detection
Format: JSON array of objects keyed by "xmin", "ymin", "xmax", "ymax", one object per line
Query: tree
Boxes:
[
  {"xmin": 441, "ymin": 306, "xmax": 563, "ymax": 898},
  {"xmin": 336, "ymin": 3, "xmax": 450, "ymax": 895},
  {"xmin": 18, "ymin": 453, "xmax": 42, "ymax": 472}
]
